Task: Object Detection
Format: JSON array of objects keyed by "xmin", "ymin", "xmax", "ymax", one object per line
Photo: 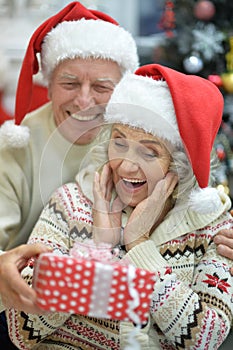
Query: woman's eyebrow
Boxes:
[
  {"xmin": 140, "ymin": 140, "xmax": 162, "ymax": 147},
  {"xmin": 112, "ymin": 127, "xmax": 126, "ymax": 137}
]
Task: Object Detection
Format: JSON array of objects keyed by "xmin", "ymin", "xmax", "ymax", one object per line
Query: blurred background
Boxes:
[{"xmin": 0, "ymin": 0, "xmax": 233, "ymax": 199}]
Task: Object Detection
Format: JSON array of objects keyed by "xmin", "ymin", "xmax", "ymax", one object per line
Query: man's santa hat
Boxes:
[
  {"xmin": 0, "ymin": 1, "xmax": 138, "ymax": 148},
  {"xmin": 104, "ymin": 64, "xmax": 224, "ymax": 213}
]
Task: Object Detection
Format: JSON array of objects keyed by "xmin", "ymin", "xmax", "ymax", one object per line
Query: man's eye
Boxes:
[
  {"xmin": 94, "ymin": 85, "xmax": 114, "ymax": 93},
  {"xmin": 61, "ymin": 82, "xmax": 79, "ymax": 89}
]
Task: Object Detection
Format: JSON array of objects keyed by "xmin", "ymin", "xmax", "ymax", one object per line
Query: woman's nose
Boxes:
[{"xmin": 119, "ymin": 158, "xmax": 139, "ymax": 173}]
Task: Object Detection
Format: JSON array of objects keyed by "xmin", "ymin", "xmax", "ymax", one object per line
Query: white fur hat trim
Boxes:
[
  {"xmin": 41, "ymin": 19, "xmax": 139, "ymax": 82},
  {"xmin": 105, "ymin": 73, "xmax": 181, "ymax": 146},
  {"xmin": 0, "ymin": 120, "xmax": 30, "ymax": 148},
  {"xmin": 189, "ymin": 187, "xmax": 222, "ymax": 214}
]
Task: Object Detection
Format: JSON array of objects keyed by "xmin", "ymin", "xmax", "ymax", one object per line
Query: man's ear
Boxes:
[{"xmin": 47, "ymin": 83, "xmax": 52, "ymax": 100}]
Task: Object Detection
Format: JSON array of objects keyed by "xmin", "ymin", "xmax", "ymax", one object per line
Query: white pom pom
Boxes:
[
  {"xmin": 0, "ymin": 120, "xmax": 30, "ymax": 148},
  {"xmin": 189, "ymin": 187, "xmax": 222, "ymax": 214}
]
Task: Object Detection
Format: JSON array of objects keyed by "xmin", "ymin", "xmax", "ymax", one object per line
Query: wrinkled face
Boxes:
[
  {"xmin": 108, "ymin": 124, "xmax": 172, "ymax": 207},
  {"xmin": 48, "ymin": 57, "xmax": 122, "ymax": 145}
]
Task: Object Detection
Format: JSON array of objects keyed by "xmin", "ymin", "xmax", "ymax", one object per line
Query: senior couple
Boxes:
[{"xmin": 0, "ymin": 2, "xmax": 233, "ymax": 349}]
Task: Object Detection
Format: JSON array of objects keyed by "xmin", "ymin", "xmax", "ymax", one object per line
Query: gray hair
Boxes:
[
  {"xmin": 170, "ymin": 145, "xmax": 218, "ymax": 205},
  {"xmin": 77, "ymin": 129, "xmax": 219, "ymax": 204}
]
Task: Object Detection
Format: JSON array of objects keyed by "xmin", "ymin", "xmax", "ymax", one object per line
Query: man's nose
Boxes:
[{"xmin": 73, "ymin": 85, "xmax": 94, "ymax": 110}]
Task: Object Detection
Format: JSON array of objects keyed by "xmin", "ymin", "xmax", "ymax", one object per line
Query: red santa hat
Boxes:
[
  {"xmin": 0, "ymin": 1, "xmax": 139, "ymax": 148},
  {"xmin": 105, "ymin": 64, "xmax": 224, "ymax": 213}
]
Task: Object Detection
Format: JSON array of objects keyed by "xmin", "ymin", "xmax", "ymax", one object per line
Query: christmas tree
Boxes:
[{"xmin": 155, "ymin": 0, "xmax": 233, "ymax": 198}]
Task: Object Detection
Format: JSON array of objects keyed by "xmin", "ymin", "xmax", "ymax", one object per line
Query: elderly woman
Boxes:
[{"xmin": 6, "ymin": 64, "xmax": 233, "ymax": 349}]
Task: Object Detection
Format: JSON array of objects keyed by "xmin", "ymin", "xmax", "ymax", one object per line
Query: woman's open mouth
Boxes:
[{"xmin": 122, "ymin": 177, "xmax": 147, "ymax": 189}]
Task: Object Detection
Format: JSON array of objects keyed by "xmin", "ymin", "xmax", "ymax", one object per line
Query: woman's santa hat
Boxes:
[
  {"xmin": 104, "ymin": 64, "xmax": 224, "ymax": 213},
  {"xmin": 0, "ymin": 1, "xmax": 139, "ymax": 148}
]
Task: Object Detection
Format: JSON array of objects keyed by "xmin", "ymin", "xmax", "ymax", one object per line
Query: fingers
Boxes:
[
  {"xmin": 100, "ymin": 164, "xmax": 113, "ymax": 201},
  {"xmin": 214, "ymin": 233, "xmax": 233, "ymax": 276},
  {"xmin": 93, "ymin": 164, "xmax": 113, "ymax": 201},
  {"xmin": 0, "ymin": 244, "xmax": 51, "ymax": 313},
  {"xmin": 2, "ymin": 270, "xmax": 37, "ymax": 312},
  {"xmin": 162, "ymin": 172, "xmax": 178, "ymax": 197},
  {"xmin": 214, "ymin": 233, "xmax": 233, "ymax": 250},
  {"xmin": 149, "ymin": 172, "xmax": 178, "ymax": 208},
  {"xmin": 112, "ymin": 196, "xmax": 125, "ymax": 213},
  {"xmin": 215, "ymin": 229, "xmax": 233, "ymax": 240},
  {"xmin": 216, "ymin": 243, "xmax": 233, "ymax": 261},
  {"xmin": 16, "ymin": 243, "xmax": 52, "ymax": 260}
]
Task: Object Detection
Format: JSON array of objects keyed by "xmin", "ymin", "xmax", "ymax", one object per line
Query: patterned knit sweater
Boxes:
[{"xmin": 6, "ymin": 182, "xmax": 233, "ymax": 349}]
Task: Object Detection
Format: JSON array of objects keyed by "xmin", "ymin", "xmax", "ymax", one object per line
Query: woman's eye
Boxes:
[
  {"xmin": 114, "ymin": 138, "xmax": 127, "ymax": 149},
  {"xmin": 142, "ymin": 149, "xmax": 158, "ymax": 159}
]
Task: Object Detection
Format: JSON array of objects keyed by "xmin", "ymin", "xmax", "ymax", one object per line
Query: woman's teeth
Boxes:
[{"xmin": 123, "ymin": 178, "xmax": 146, "ymax": 188}]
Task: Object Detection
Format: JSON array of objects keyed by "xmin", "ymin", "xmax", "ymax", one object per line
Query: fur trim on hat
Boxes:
[
  {"xmin": 0, "ymin": 120, "xmax": 30, "ymax": 148},
  {"xmin": 105, "ymin": 73, "xmax": 181, "ymax": 146},
  {"xmin": 41, "ymin": 19, "xmax": 139, "ymax": 82},
  {"xmin": 189, "ymin": 187, "xmax": 222, "ymax": 214}
]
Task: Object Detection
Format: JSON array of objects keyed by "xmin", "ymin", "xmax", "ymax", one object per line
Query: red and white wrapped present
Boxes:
[{"xmin": 33, "ymin": 241, "xmax": 155, "ymax": 325}]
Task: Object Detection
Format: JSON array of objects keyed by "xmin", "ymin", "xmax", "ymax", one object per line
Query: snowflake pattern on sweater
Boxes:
[{"xmin": 6, "ymin": 182, "xmax": 233, "ymax": 349}]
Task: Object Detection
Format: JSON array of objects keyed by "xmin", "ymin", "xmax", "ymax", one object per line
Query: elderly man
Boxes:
[{"xmin": 0, "ymin": 1, "xmax": 139, "ymax": 313}]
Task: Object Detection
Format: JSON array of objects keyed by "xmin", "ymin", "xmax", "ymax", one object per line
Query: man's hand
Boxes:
[
  {"xmin": 214, "ymin": 229, "xmax": 233, "ymax": 274},
  {"xmin": 0, "ymin": 243, "xmax": 51, "ymax": 313}
]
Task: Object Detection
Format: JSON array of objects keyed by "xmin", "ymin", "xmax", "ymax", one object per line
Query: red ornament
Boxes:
[
  {"xmin": 193, "ymin": 0, "xmax": 216, "ymax": 21},
  {"xmin": 216, "ymin": 146, "xmax": 226, "ymax": 161},
  {"xmin": 158, "ymin": 0, "xmax": 176, "ymax": 37},
  {"xmin": 207, "ymin": 74, "xmax": 223, "ymax": 88}
]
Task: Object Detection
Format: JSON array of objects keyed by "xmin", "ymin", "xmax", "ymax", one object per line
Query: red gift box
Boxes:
[{"xmin": 33, "ymin": 253, "xmax": 155, "ymax": 324}]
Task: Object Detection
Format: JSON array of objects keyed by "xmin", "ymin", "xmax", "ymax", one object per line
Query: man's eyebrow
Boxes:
[
  {"xmin": 58, "ymin": 73, "xmax": 77, "ymax": 80},
  {"xmin": 58, "ymin": 74, "xmax": 117, "ymax": 86},
  {"xmin": 96, "ymin": 78, "xmax": 118, "ymax": 86}
]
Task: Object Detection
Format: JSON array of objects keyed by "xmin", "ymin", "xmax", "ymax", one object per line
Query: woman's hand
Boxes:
[
  {"xmin": 92, "ymin": 164, "xmax": 124, "ymax": 246},
  {"xmin": 124, "ymin": 172, "xmax": 178, "ymax": 251}
]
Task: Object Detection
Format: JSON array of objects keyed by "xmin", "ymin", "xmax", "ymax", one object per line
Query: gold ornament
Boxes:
[
  {"xmin": 221, "ymin": 72, "xmax": 233, "ymax": 93},
  {"xmin": 221, "ymin": 37, "xmax": 233, "ymax": 93}
]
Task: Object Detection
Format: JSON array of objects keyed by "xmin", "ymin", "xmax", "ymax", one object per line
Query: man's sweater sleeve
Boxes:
[
  {"xmin": 0, "ymin": 250, "xmax": 5, "ymax": 312},
  {"xmin": 0, "ymin": 146, "xmax": 31, "ymax": 250},
  {"xmin": 5, "ymin": 187, "xmax": 71, "ymax": 349}
]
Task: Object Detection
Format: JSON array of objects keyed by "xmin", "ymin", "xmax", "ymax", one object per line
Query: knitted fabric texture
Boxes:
[{"xmin": 6, "ymin": 182, "xmax": 233, "ymax": 349}]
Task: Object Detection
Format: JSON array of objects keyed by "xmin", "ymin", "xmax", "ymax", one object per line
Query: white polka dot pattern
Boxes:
[{"xmin": 33, "ymin": 253, "xmax": 155, "ymax": 324}]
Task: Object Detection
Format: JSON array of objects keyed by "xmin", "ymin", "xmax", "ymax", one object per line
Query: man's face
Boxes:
[{"xmin": 48, "ymin": 58, "xmax": 122, "ymax": 145}]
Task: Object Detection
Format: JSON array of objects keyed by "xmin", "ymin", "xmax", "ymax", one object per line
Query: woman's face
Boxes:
[{"xmin": 108, "ymin": 124, "xmax": 172, "ymax": 207}]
